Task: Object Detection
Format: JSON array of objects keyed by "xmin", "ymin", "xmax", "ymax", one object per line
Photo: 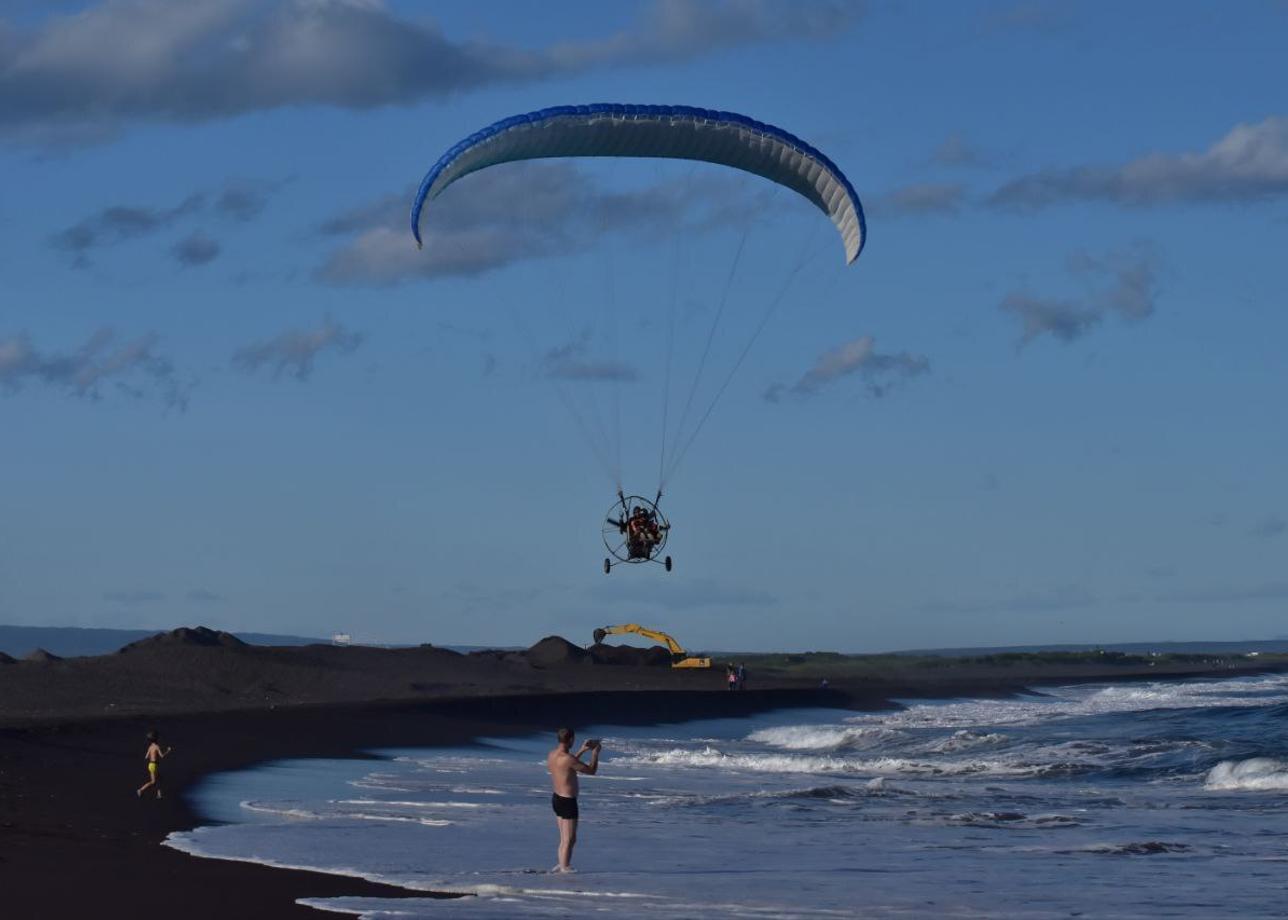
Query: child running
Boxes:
[{"xmin": 136, "ymin": 730, "xmax": 173, "ymax": 799}]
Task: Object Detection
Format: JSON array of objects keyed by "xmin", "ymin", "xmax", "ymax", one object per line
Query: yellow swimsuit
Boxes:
[{"xmin": 148, "ymin": 761, "xmax": 158, "ymax": 776}]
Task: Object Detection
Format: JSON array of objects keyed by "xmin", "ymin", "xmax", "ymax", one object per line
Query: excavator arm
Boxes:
[
  {"xmin": 591, "ymin": 624, "xmax": 711, "ymax": 669},
  {"xmin": 594, "ymin": 623, "xmax": 685, "ymax": 655}
]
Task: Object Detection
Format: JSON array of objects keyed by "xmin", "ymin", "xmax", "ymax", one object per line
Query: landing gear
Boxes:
[
  {"xmin": 665, "ymin": 556, "xmax": 672, "ymax": 572},
  {"xmin": 603, "ymin": 558, "xmax": 612, "ymax": 575}
]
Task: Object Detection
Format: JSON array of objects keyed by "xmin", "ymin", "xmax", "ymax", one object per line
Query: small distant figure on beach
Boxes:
[
  {"xmin": 820, "ymin": 678, "xmax": 829, "ymax": 689},
  {"xmin": 726, "ymin": 664, "xmax": 737, "ymax": 690},
  {"xmin": 546, "ymin": 727, "xmax": 600, "ymax": 873},
  {"xmin": 136, "ymin": 730, "xmax": 172, "ymax": 799},
  {"xmin": 737, "ymin": 662, "xmax": 747, "ymax": 690}
]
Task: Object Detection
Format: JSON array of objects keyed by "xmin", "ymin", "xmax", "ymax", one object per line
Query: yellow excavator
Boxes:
[{"xmin": 592, "ymin": 624, "xmax": 712, "ymax": 669}]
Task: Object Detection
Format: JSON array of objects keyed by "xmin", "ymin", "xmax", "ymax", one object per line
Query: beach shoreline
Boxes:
[
  {"xmin": 0, "ymin": 688, "xmax": 854, "ymax": 918},
  {"xmin": 4, "ymin": 644, "xmax": 1286, "ymax": 918}
]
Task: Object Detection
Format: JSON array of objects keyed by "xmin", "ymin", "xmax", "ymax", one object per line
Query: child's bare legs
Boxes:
[{"xmin": 138, "ymin": 766, "xmax": 161, "ymax": 798}]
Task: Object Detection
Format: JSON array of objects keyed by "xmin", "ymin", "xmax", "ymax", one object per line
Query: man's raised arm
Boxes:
[{"xmin": 572, "ymin": 741, "xmax": 601, "ymax": 775}]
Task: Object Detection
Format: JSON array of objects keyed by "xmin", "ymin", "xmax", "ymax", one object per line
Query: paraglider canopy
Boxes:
[
  {"xmin": 411, "ymin": 104, "xmax": 866, "ymax": 265},
  {"xmin": 409, "ymin": 105, "xmax": 868, "ymax": 565}
]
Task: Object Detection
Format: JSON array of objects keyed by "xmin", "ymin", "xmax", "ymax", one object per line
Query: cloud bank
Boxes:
[
  {"xmin": 0, "ymin": 328, "xmax": 190, "ymax": 409},
  {"xmin": 51, "ymin": 194, "xmax": 203, "ymax": 265},
  {"xmin": 0, "ymin": 0, "xmax": 859, "ymax": 143},
  {"xmin": 51, "ymin": 179, "xmax": 286, "ymax": 265}
]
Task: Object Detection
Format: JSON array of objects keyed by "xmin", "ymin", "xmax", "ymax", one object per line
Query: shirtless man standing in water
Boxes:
[{"xmin": 546, "ymin": 727, "xmax": 600, "ymax": 873}]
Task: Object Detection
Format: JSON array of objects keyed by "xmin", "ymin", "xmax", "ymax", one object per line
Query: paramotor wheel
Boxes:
[
  {"xmin": 603, "ymin": 558, "xmax": 611, "ymax": 575},
  {"xmin": 665, "ymin": 556, "xmax": 672, "ymax": 572}
]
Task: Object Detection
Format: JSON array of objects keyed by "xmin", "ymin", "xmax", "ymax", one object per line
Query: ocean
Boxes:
[{"xmin": 167, "ymin": 672, "xmax": 1288, "ymax": 918}]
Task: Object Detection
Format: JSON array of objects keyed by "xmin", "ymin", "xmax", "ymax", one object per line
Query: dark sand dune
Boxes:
[
  {"xmin": 525, "ymin": 634, "xmax": 591, "ymax": 666},
  {"xmin": 21, "ymin": 648, "xmax": 61, "ymax": 663},
  {"xmin": 118, "ymin": 625, "xmax": 248, "ymax": 651}
]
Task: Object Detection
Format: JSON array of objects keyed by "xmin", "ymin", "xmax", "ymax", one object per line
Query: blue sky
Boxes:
[{"xmin": 1, "ymin": 0, "xmax": 1285, "ymax": 651}]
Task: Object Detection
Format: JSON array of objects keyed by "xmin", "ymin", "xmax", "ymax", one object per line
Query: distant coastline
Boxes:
[{"xmin": 6, "ymin": 622, "xmax": 1288, "ymax": 661}]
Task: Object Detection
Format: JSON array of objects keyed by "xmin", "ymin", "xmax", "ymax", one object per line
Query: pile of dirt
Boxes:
[
  {"xmin": 467, "ymin": 648, "xmax": 528, "ymax": 666},
  {"xmin": 23, "ymin": 648, "xmax": 62, "ymax": 663},
  {"xmin": 118, "ymin": 626, "xmax": 247, "ymax": 653},
  {"xmin": 524, "ymin": 636, "xmax": 591, "ymax": 668},
  {"xmin": 589, "ymin": 643, "xmax": 673, "ymax": 667}
]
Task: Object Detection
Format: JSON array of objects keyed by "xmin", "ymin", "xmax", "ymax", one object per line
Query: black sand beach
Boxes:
[{"xmin": 3, "ymin": 630, "xmax": 1283, "ymax": 918}]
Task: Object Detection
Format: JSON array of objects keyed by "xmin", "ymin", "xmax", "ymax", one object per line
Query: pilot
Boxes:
[{"xmin": 626, "ymin": 507, "xmax": 652, "ymax": 558}]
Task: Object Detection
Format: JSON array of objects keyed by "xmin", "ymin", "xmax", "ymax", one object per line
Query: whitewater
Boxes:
[{"xmin": 167, "ymin": 672, "xmax": 1288, "ymax": 918}]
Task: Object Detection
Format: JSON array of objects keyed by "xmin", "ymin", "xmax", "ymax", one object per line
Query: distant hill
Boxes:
[
  {"xmin": 9, "ymin": 625, "xmax": 1284, "ymax": 662},
  {"xmin": 0, "ymin": 625, "xmax": 330, "ymax": 659}
]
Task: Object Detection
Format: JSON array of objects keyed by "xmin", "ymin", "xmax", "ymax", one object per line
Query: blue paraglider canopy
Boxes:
[{"xmin": 410, "ymin": 104, "xmax": 866, "ymax": 265}]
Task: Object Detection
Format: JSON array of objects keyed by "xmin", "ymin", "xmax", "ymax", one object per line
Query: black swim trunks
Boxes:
[{"xmin": 551, "ymin": 793, "xmax": 579, "ymax": 820}]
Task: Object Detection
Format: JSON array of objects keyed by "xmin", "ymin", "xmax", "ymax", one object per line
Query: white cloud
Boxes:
[
  {"xmin": 1001, "ymin": 245, "xmax": 1159, "ymax": 346},
  {"xmin": 1000, "ymin": 294, "xmax": 1100, "ymax": 345},
  {"xmin": 764, "ymin": 335, "xmax": 929, "ymax": 401},
  {"xmin": 232, "ymin": 316, "xmax": 363, "ymax": 380},
  {"xmin": 991, "ymin": 116, "xmax": 1288, "ymax": 209}
]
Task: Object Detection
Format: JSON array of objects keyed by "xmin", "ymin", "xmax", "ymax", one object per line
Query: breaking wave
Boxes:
[
  {"xmin": 240, "ymin": 800, "xmax": 454, "ymax": 827},
  {"xmin": 1205, "ymin": 758, "xmax": 1288, "ymax": 791},
  {"xmin": 745, "ymin": 724, "xmax": 901, "ymax": 752},
  {"xmin": 847, "ymin": 673, "xmax": 1288, "ymax": 732},
  {"xmin": 926, "ymin": 730, "xmax": 1009, "ymax": 752},
  {"xmin": 613, "ymin": 746, "xmax": 1068, "ymax": 778}
]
